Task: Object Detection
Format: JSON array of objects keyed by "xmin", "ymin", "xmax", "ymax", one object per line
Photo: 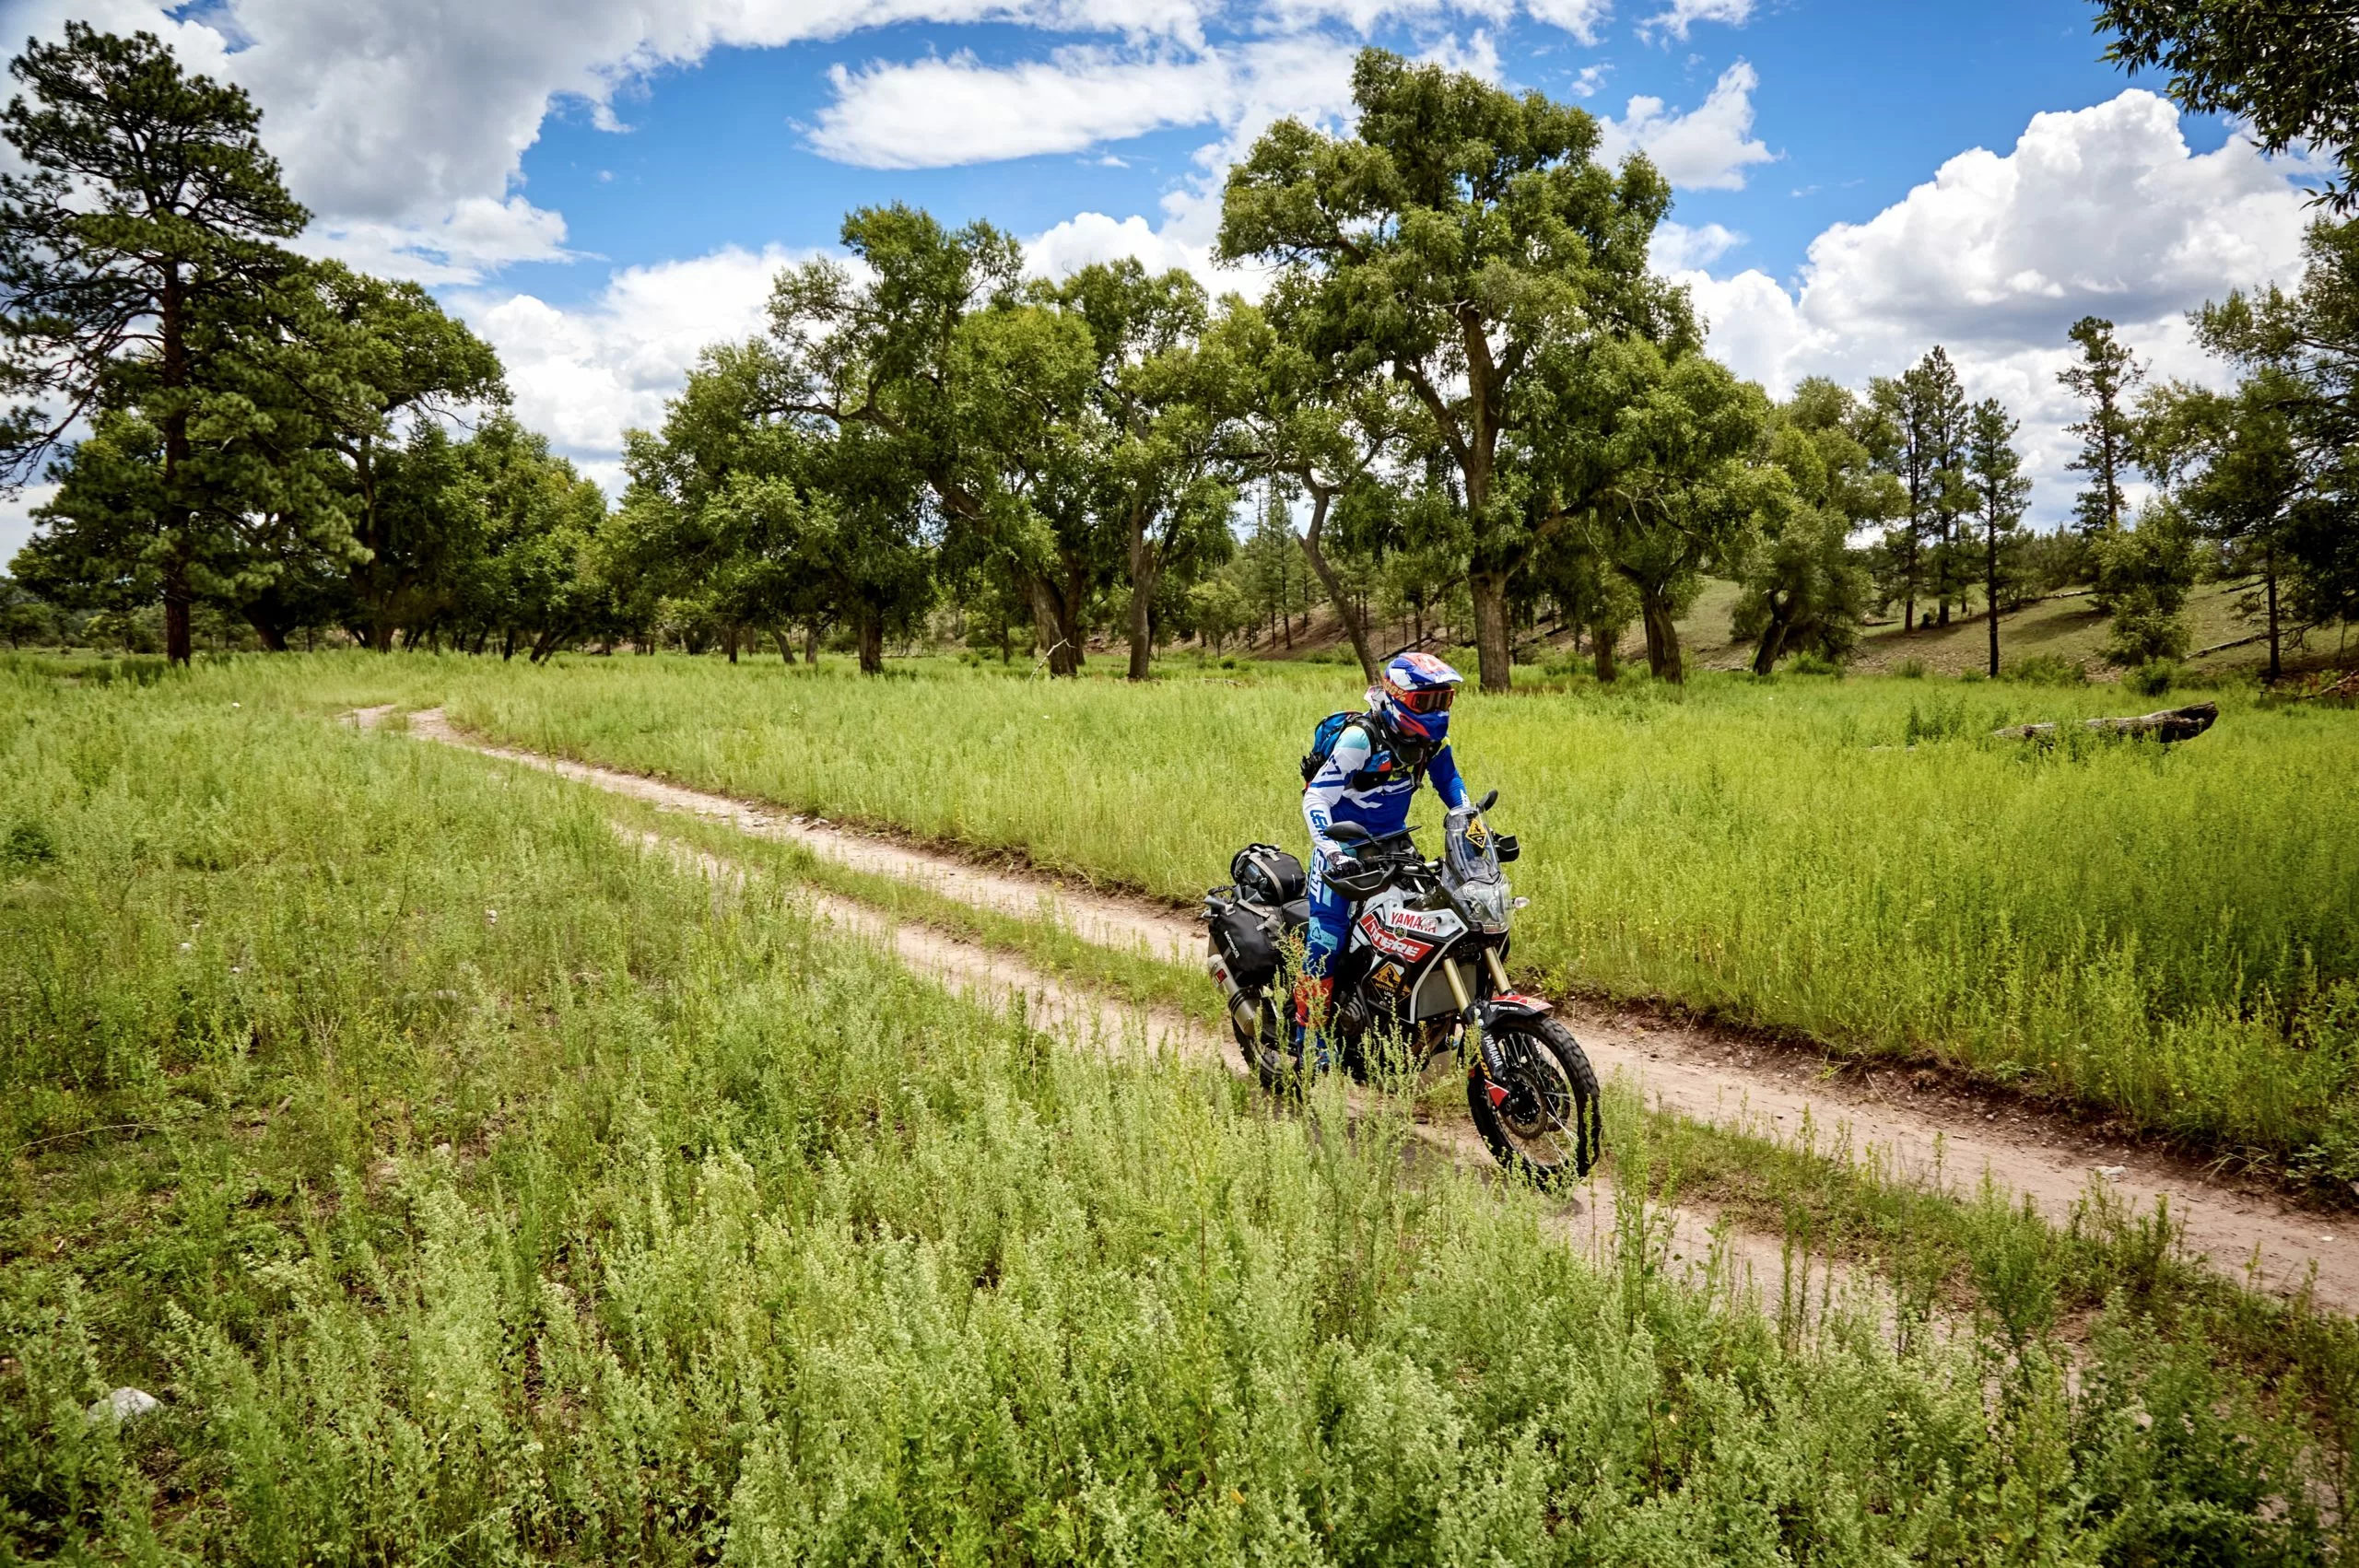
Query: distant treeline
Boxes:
[{"xmin": 4, "ymin": 28, "xmax": 2353, "ymax": 682}]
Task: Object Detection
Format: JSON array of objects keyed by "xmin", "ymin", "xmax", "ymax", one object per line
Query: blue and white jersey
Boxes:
[{"xmin": 1302, "ymin": 721, "xmax": 1468, "ymax": 880}]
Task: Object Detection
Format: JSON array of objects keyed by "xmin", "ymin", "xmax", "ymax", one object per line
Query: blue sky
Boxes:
[
  {"xmin": 0, "ymin": 0, "xmax": 2321, "ymax": 556},
  {"xmin": 495, "ymin": 0, "xmax": 2221, "ymax": 310}
]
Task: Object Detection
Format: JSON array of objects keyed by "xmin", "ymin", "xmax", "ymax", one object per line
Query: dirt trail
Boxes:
[{"xmin": 359, "ymin": 706, "xmax": 2359, "ymax": 1314}]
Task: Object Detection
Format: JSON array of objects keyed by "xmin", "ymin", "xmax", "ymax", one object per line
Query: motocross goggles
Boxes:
[{"xmin": 1385, "ymin": 680, "xmax": 1456, "ymax": 715}]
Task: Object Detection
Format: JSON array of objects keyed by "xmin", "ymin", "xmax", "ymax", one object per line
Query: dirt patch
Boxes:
[{"xmin": 358, "ymin": 706, "xmax": 2359, "ymax": 1314}]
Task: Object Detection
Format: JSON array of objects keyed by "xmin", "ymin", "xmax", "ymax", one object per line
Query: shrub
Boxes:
[
  {"xmin": 1894, "ymin": 658, "xmax": 1928, "ymax": 680},
  {"xmin": 1788, "ymin": 651, "xmax": 1842, "ymax": 677},
  {"xmin": 2, "ymin": 819, "xmax": 55, "ymax": 871},
  {"xmin": 2002, "ymin": 653, "xmax": 2089, "ymax": 686},
  {"xmin": 2129, "ymin": 660, "xmax": 2178, "ymax": 697}
]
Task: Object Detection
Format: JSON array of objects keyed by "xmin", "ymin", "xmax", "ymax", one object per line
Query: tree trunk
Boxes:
[
  {"xmin": 1126, "ymin": 510, "xmax": 1157, "ymax": 682},
  {"xmin": 856, "ymin": 607, "xmax": 885, "ymax": 675},
  {"xmin": 240, "ymin": 603, "xmax": 288, "ymax": 653},
  {"xmin": 1985, "ymin": 516, "xmax": 2001, "ymax": 677},
  {"xmin": 1022, "ymin": 571, "xmax": 1074, "ymax": 676},
  {"xmin": 1469, "ymin": 570, "xmax": 1513, "ymax": 692},
  {"xmin": 1297, "ymin": 491, "xmax": 1378, "ymax": 682},
  {"xmin": 2266, "ymin": 546, "xmax": 2281, "ymax": 682},
  {"xmin": 1639, "ymin": 591, "xmax": 1684, "ymax": 683},
  {"xmin": 804, "ymin": 625, "xmax": 819, "ymax": 664},
  {"xmin": 163, "ymin": 572, "xmax": 193, "ymax": 666},
  {"xmin": 1590, "ymin": 620, "xmax": 1619, "ymax": 683},
  {"xmin": 1937, "ymin": 517, "xmax": 1952, "ymax": 626},
  {"xmin": 157, "ymin": 271, "xmax": 195, "ymax": 666},
  {"xmin": 1994, "ymin": 702, "xmax": 2217, "ymax": 743},
  {"xmin": 1751, "ymin": 600, "xmax": 1790, "ymax": 676},
  {"xmin": 725, "ymin": 625, "xmax": 740, "ymax": 664},
  {"xmin": 772, "ymin": 628, "xmax": 797, "ymax": 664}
]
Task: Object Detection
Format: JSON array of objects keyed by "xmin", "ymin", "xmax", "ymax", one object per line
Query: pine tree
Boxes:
[
  {"xmin": 1867, "ymin": 347, "xmax": 1966, "ymax": 631},
  {"xmin": 2059, "ymin": 316, "xmax": 2144, "ymax": 541},
  {"xmin": 1965, "ymin": 398, "xmax": 2032, "ymax": 676},
  {"xmin": 0, "ymin": 26, "xmax": 310, "ymax": 662}
]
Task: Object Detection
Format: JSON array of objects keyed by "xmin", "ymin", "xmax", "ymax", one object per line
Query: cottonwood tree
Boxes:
[
  {"xmin": 1524, "ymin": 532, "xmax": 1638, "ymax": 679},
  {"xmin": 619, "ymin": 335, "xmax": 935, "ymax": 673},
  {"xmin": 2060, "ymin": 316, "xmax": 2144, "ymax": 540},
  {"xmin": 1567, "ymin": 340, "xmax": 1770, "ymax": 681},
  {"xmin": 273, "ymin": 263, "xmax": 506, "ymax": 649},
  {"xmin": 1045, "ymin": 260, "xmax": 1240, "ymax": 681},
  {"xmin": 456, "ymin": 415, "xmax": 611, "ymax": 661},
  {"xmin": 1733, "ymin": 379, "xmax": 1895, "ymax": 673},
  {"xmin": 769, "ymin": 205, "xmax": 1114, "ymax": 674},
  {"xmin": 0, "ymin": 25, "xmax": 309, "ymax": 662},
  {"xmin": 1218, "ymin": 48, "xmax": 1684, "ymax": 691},
  {"xmin": 1964, "ymin": 397, "xmax": 2033, "ymax": 676},
  {"xmin": 1223, "ymin": 298, "xmax": 1425, "ymax": 680}
]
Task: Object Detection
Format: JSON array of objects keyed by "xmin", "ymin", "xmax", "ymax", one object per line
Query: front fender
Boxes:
[{"xmin": 1477, "ymin": 992, "xmax": 1553, "ymax": 1029}]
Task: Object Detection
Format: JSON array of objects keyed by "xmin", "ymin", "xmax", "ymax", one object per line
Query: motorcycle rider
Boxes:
[{"xmin": 1296, "ymin": 650, "xmax": 1473, "ymax": 1065}]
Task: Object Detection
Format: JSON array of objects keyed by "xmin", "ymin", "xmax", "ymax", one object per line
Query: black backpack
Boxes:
[{"xmin": 1300, "ymin": 710, "xmax": 1429, "ymax": 790}]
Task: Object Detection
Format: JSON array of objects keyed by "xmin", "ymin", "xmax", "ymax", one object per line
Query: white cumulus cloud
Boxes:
[
  {"xmin": 806, "ymin": 32, "xmax": 1373, "ymax": 170},
  {"xmin": 453, "ymin": 245, "xmax": 818, "ymax": 488},
  {"xmin": 1596, "ymin": 61, "xmax": 1774, "ymax": 190},
  {"xmin": 0, "ymin": 0, "xmax": 1239, "ymax": 277},
  {"xmin": 1668, "ymin": 90, "xmax": 2313, "ymax": 522},
  {"xmin": 1649, "ymin": 218, "xmax": 1744, "ymax": 271}
]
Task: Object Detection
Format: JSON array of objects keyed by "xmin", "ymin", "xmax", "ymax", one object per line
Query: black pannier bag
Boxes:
[
  {"xmin": 1230, "ymin": 844, "xmax": 1306, "ymax": 907},
  {"xmin": 1210, "ymin": 896, "xmax": 1311, "ymax": 990},
  {"xmin": 1212, "ymin": 903, "xmax": 1282, "ymax": 988}
]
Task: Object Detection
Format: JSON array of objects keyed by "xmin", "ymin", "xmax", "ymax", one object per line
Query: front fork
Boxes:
[{"xmin": 1452, "ymin": 946, "xmax": 1519, "ymax": 1102}]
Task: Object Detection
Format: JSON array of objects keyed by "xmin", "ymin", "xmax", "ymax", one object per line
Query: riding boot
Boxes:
[{"xmin": 1291, "ymin": 974, "xmax": 1335, "ymax": 1073}]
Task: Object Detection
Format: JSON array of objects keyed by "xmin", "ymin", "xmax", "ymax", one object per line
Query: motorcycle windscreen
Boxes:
[{"xmin": 1444, "ymin": 811, "xmax": 1503, "ymax": 887}]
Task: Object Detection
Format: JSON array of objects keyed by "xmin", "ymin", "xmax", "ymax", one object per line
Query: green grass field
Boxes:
[
  {"xmin": 7, "ymin": 655, "xmax": 2358, "ymax": 1562},
  {"xmin": 366, "ymin": 650, "xmax": 2359, "ymax": 1179}
]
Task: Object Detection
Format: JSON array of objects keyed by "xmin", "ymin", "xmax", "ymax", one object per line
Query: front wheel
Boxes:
[{"xmin": 1468, "ymin": 1015, "xmax": 1602, "ymax": 1185}]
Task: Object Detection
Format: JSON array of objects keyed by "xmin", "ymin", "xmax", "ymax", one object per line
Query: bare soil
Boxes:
[{"xmin": 353, "ymin": 705, "xmax": 2359, "ymax": 1314}]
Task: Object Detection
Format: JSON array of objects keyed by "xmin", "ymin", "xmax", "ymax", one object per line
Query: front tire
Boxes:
[{"xmin": 1468, "ymin": 1015, "xmax": 1602, "ymax": 1184}]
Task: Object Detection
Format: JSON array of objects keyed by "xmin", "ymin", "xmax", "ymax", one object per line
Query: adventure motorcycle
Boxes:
[{"xmin": 1203, "ymin": 793, "xmax": 1602, "ymax": 1182}]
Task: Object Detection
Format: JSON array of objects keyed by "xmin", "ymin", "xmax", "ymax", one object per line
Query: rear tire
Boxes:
[
  {"xmin": 1236, "ymin": 991, "xmax": 1301, "ymax": 1094},
  {"xmin": 1467, "ymin": 1015, "xmax": 1602, "ymax": 1185}
]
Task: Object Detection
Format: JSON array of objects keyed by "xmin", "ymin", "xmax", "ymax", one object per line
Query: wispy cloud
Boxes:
[{"xmin": 1637, "ymin": 0, "xmax": 1754, "ymax": 43}]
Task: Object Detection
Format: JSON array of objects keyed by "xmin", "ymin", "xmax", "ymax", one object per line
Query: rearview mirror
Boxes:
[
  {"xmin": 1476, "ymin": 789, "xmax": 1499, "ymax": 813},
  {"xmin": 1327, "ymin": 821, "xmax": 1373, "ymax": 845}
]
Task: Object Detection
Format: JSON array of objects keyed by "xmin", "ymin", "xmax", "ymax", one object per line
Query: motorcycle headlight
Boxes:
[{"xmin": 1466, "ymin": 878, "xmax": 1513, "ymax": 933}]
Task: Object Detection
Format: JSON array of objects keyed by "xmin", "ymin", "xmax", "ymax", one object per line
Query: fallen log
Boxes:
[
  {"xmin": 2189, "ymin": 630, "xmax": 2269, "ymax": 660},
  {"xmin": 1991, "ymin": 701, "xmax": 2218, "ymax": 744}
]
